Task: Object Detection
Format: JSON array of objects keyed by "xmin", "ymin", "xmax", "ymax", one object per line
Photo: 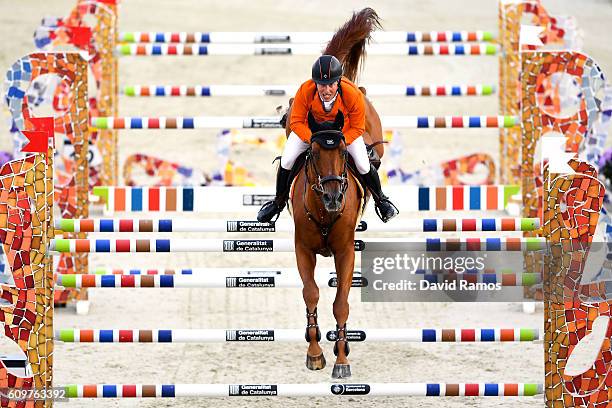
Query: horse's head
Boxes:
[{"xmin": 307, "ymin": 130, "xmax": 348, "ymax": 213}]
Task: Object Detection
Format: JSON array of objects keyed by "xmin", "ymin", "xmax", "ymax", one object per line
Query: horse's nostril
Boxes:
[
  {"xmin": 337, "ymin": 193, "xmax": 344, "ymax": 203},
  {"xmin": 323, "ymin": 193, "xmax": 331, "ymax": 203}
]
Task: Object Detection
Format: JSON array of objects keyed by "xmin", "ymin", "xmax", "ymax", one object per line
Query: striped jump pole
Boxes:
[
  {"xmin": 119, "ymin": 30, "xmax": 496, "ymax": 44},
  {"xmin": 56, "ymin": 269, "xmax": 368, "ymax": 288},
  {"xmin": 49, "ymin": 237, "xmax": 546, "ymax": 253},
  {"xmin": 116, "ymin": 43, "xmax": 499, "ymax": 56},
  {"xmin": 81, "ymin": 267, "xmax": 517, "ymax": 276},
  {"xmin": 90, "ymin": 115, "xmax": 518, "ymax": 130},
  {"xmin": 55, "ymin": 270, "xmax": 541, "ymax": 288},
  {"xmin": 55, "ymin": 217, "xmax": 540, "ymax": 233},
  {"xmin": 61, "ymin": 383, "xmax": 543, "ymax": 398},
  {"xmin": 91, "ymin": 185, "xmax": 520, "ymax": 213},
  {"xmin": 55, "ymin": 327, "xmax": 539, "ymax": 343},
  {"xmin": 122, "ymin": 84, "xmax": 496, "ymax": 97}
]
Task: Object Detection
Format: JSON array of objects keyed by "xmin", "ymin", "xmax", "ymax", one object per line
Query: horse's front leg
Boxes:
[
  {"xmin": 295, "ymin": 242, "xmax": 326, "ymax": 370},
  {"xmin": 331, "ymin": 243, "xmax": 355, "ymax": 379}
]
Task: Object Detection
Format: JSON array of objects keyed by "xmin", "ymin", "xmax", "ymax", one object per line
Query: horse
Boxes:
[{"xmin": 284, "ymin": 7, "xmax": 384, "ymax": 379}]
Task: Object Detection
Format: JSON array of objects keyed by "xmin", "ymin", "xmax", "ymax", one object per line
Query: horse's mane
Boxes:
[{"xmin": 323, "ymin": 8, "xmax": 382, "ymax": 84}]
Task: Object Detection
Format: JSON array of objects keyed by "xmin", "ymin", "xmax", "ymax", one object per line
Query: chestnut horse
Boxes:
[{"xmin": 285, "ymin": 8, "xmax": 383, "ymax": 379}]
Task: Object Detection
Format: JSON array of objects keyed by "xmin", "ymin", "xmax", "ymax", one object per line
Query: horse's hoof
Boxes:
[
  {"xmin": 331, "ymin": 363, "xmax": 352, "ymax": 379},
  {"xmin": 306, "ymin": 353, "xmax": 326, "ymax": 370}
]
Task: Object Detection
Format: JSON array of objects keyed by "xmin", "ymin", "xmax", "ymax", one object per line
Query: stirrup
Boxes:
[
  {"xmin": 305, "ymin": 307, "xmax": 321, "ymax": 342},
  {"xmin": 375, "ymin": 198, "xmax": 399, "ymax": 223},
  {"xmin": 333, "ymin": 323, "xmax": 350, "ymax": 356}
]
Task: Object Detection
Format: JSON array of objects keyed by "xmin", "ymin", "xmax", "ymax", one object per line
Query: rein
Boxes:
[{"xmin": 302, "ymin": 144, "xmax": 348, "ymax": 241}]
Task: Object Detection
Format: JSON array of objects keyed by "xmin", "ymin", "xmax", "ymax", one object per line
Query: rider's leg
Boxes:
[
  {"xmin": 257, "ymin": 132, "xmax": 309, "ymax": 222},
  {"xmin": 346, "ymin": 136, "xmax": 371, "ymax": 175},
  {"xmin": 347, "ymin": 136, "xmax": 398, "ymax": 222},
  {"xmin": 280, "ymin": 132, "xmax": 309, "ymax": 170}
]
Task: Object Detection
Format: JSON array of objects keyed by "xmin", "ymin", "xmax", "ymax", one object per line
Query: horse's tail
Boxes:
[{"xmin": 323, "ymin": 8, "xmax": 381, "ymax": 83}]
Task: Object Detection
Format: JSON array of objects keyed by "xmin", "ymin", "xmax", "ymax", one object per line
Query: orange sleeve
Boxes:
[
  {"xmin": 343, "ymin": 86, "xmax": 366, "ymax": 144},
  {"xmin": 289, "ymin": 82, "xmax": 312, "ymax": 142}
]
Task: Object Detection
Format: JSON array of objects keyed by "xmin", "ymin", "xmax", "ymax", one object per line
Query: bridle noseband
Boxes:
[{"xmin": 307, "ymin": 152, "xmax": 348, "ymax": 197}]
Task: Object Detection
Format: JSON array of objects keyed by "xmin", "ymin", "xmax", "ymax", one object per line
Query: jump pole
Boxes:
[
  {"xmin": 116, "ymin": 43, "xmax": 499, "ymax": 56},
  {"xmin": 55, "ymin": 217, "xmax": 541, "ymax": 233},
  {"xmin": 118, "ymin": 30, "xmax": 496, "ymax": 44},
  {"xmin": 55, "ymin": 270, "xmax": 541, "ymax": 288},
  {"xmin": 122, "ymin": 84, "xmax": 497, "ymax": 97},
  {"xmin": 54, "ymin": 327, "xmax": 540, "ymax": 343},
  {"xmin": 50, "ymin": 237, "xmax": 546, "ymax": 253},
  {"xmin": 61, "ymin": 382, "xmax": 543, "ymax": 398},
  {"xmin": 90, "ymin": 115, "xmax": 518, "ymax": 129},
  {"xmin": 90, "ymin": 184, "xmax": 521, "ymax": 213}
]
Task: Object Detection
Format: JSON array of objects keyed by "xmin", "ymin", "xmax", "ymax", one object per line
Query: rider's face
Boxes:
[{"xmin": 316, "ymin": 82, "xmax": 338, "ymax": 102}]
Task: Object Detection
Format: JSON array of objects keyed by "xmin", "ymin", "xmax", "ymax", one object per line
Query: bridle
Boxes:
[
  {"xmin": 307, "ymin": 150, "xmax": 348, "ymax": 198},
  {"xmin": 303, "ymin": 130, "xmax": 348, "ymax": 239}
]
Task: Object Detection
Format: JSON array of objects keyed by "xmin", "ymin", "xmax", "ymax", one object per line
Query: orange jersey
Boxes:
[{"xmin": 289, "ymin": 77, "xmax": 365, "ymax": 144}]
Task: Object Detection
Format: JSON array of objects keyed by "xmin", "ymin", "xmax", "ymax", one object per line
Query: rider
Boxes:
[{"xmin": 257, "ymin": 54, "xmax": 398, "ymax": 223}]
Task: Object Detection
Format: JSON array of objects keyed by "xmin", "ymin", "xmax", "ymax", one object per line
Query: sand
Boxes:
[{"xmin": 1, "ymin": 0, "xmax": 612, "ymax": 407}]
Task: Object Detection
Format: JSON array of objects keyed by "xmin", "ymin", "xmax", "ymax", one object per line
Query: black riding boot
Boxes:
[
  {"xmin": 257, "ymin": 167, "xmax": 292, "ymax": 222},
  {"xmin": 362, "ymin": 165, "xmax": 398, "ymax": 222}
]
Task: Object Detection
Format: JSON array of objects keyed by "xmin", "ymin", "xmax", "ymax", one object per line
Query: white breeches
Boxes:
[
  {"xmin": 346, "ymin": 135, "xmax": 371, "ymax": 174},
  {"xmin": 280, "ymin": 132, "xmax": 371, "ymax": 175},
  {"xmin": 280, "ymin": 132, "xmax": 309, "ymax": 169}
]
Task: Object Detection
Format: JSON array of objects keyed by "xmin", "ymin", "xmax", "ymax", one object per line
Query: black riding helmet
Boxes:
[{"xmin": 312, "ymin": 55, "xmax": 342, "ymax": 85}]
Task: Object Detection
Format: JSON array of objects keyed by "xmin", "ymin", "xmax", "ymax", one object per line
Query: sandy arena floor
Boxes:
[{"xmin": 2, "ymin": 1, "xmax": 612, "ymax": 407}]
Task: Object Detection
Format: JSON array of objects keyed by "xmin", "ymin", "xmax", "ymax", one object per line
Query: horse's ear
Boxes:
[
  {"xmin": 288, "ymin": 97, "xmax": 294, "ymax": 107},
  {"xmin": 359, "ymin": 86, "xmax": 367, "ymax": 96},
  {"xmin": 334, "ymin": 111, "xmax": 344, "ymax": 131}
]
